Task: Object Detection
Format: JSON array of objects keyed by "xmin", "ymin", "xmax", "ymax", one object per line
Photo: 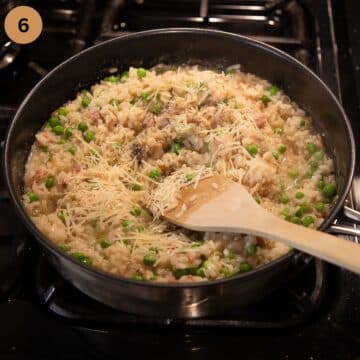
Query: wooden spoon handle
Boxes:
[
  {"xmin": 239, "ymin": 212, "xmax": 360, "ymax": 274},
  {"xmin": 165, "ymin": 178, "xmax": 360, "ymax": 273}
]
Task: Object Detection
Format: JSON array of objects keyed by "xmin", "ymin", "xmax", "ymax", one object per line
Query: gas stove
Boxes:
[{"xmin": 0, "ymin": 1, "xmax": 359, "ymax": 359}]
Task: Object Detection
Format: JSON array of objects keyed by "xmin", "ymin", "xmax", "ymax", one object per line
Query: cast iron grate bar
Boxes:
[{"xmin": 97, "ymin": 0, "xmax": 311, "ymax": 68}]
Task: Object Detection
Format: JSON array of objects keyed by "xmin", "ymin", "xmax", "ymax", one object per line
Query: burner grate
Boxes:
[
  {"xmin": 34, "ymin": 255, "xmax": 327, "ymax": 329},
  {"xmin": 0, "ymin": 0, "xmax": 98, "ymax": 107},
  {"xmin": 97, "ymin": 0, "xmax": 312, "ymax": 66}
]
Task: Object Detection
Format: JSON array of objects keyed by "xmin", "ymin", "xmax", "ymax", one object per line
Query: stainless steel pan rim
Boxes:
[{"xmin": 3, "ymin": 28, "xmax": 356, "ymax": 290}]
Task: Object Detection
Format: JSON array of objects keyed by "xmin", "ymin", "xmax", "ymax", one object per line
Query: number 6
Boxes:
[{"xmin": 18, "ymin": 18, "xmax": 29, "ymax": 33}]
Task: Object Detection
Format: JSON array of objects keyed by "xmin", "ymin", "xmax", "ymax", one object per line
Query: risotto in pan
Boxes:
[{"xmin": 23, "ymin": 65, "xmax": 337, "ymax": 282}]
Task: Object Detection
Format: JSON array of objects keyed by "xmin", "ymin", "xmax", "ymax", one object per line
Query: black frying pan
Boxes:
[{"xmin": 3, "ymin": 29, "xmax": 355, "ymax": 318}]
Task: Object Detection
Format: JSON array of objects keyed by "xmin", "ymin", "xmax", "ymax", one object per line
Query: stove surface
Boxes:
[{"xmin": 0, "ymin": 0, "xmax": 359, "ymax": 359}]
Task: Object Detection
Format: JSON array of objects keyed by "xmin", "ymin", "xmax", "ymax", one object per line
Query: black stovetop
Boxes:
[{"xmin": 0, "ymin": 1, "xmax": 360, "ymax": 359}]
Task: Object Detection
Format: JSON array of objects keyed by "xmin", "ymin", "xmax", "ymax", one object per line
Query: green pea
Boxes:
[
  {"xmin": 171, "ymin": 139, "xmax": 184, "ymax": 154},
  {"xmin": 68, "ymin": 146, "xmax": 77, "ymax": 155},
  {"xmin": 52, "ymin": 125, "xmax": 64, "ymax": 135},
  {"xmin": 58, "ymin": 243, "xmax": 69, "ymax": 252},
  {"xmin": 64, "ymin": 127, "xmax": 73, "ymax": 139},
  {"xmin": 149, "ymin": 169, "xmax": 161, "ymax": 180},
  {"xmin": 295, "ymin": 203, "xmax": 311, "ymax": 217},
  {"xmin": 137, "ymin": 68, "xmax": 147, "ymax": 79},
  {"xmin": 315, "ymin": 202, "xmax": 325, "ymax": 212},
  {"xmin": 261, "ymin": 95, "xmax": 271, "ymax": 105},
  {"xmin": 317, "ymin": 179, "xmax": 325, "ymax": 189},
  {"xmin": 131, "ymin": 273, "xmax": 143, "ymax": 281},
  {"xmin": 103, "ymin": 75, "xmax": 120, "ymax": 83},
  {"xmin": 143, "ymin": 252, "xmax": 157, "ymax": 266},
  {"xmin": 45, "ymin": 175, "xmax": 56, "ymax": 189},
  {"xmin": 288, "ymin": 169, "xmax": 299, "ymax": 178},
  {"xmin": 122, "ymin": 219, "xmax": 129, "ymax": 228},
  {"xmin": 322, "ymin": 183, "xmax": 337, "ymax": 199},
  {"xmin": 78, "ymin": 122, "xmax": 88, "ymax": 132},
  {"xmin": 190, "ymin": 241, "xmax": 202, "ymax": 248},
  {"xmin": 84, "ymin": 131, "xmax": 95, "ymax": 143},
  {"xmin": 278, "ymin": 144, "xmax": 287, "ymax": 154},
  {"xmin": 295, "ymin": 192, "xmax": 305, "ymax": 199},
  {"xmin": 269, "ymin": 85, "xmax": 279, "ymax": 96},
  {"xmin": 290, "ymin": 216, "xmax": 302, "ymax": 224},
  {"xmin": 272, "ymin": 151, "xmax": 279, "ymax": 160},
  {"xmin": 99, "ymin": 239, "xmax": 110, "ymax": 249},
  {"xmin": 295, "ymin": 207, "xmax": 304, "ymax": 218},
  {"xmin": 57, "ymin": 107, "xmax": 69, "ymax": 116},
  {"xmin": 171, "ymin": 142, "xmax": 182, "ymax": 154},
  {"xmin": 130, "ymin": 206, "xmax": 142, "ymax": 216},
  {"xmin": 246, "ymin": 244, "xmax": 257, "ymax": 255},
  {"xmin": 130, "ymin": 183, "xmax": 141, "ymax": 191},
  {"xmin": 190, "ymin": 267, "xmax": 201, "ymax": 276},
  {"xmin": 246, "ymin": 144, "xmax": 258, "ymax": 156},
  {"xmin": 195, "ymin": 267, "xmax": 206, "ymax": 277},
  {"xmin": 141, "ymin": 91, "xmax": 153, "ymax": 102},
  {"xmin": 149, "ymin": 103, "xmax": 163, "ymax": 115},
  {"xmin": 302, "ymin": 215, "xmax": 314, "ymax": 227},
  {"xmin": 27, "ymin": 191, "xmax": 39, "ymax": 203},
  {"xmin": 278, "ymin": 194, "xmax": 289, "ymax": 204},
  {"xmin": 49, "ymin": 116, "xmax": 61, "ymax": 128},
  {"xmin": 173, "ymin": 269, "xmax": 188, "ymax": 279},
  {"xmin": 306, "ymin": 143, "xmax": 318, "ymax": 154},
  {"xmin": 299, "ymin": 118, "xmax": 305, "ymax": 127},
  {"xmin": 221, "ymin": 268, "xmax": 235, "ymax": 277},
  {"xmin": 274, "ymin": 127, "xmax": 284, "ymax": 135},
  {"xmin": 81, "ymin": 95, "xmax": 91, "ymax": 108},
  {"xmin": 280, "ymin": 208, "xmax": 290, "ymax": 217},
  {"xmin": 185, "ymin": 174, "xmax": 195, "ymax": 182},
  {"xmin": 300, "ymin": 202, "xmax": 311, "ymax": 213},
  {"xmin": 72, "ymin": 252, "xmax": 92, "ymax": 265},
  {"xmin": 314, "ymin": 150, "xmax": 324, "ymax": 161},
  {"xmin": 239, "ymin": 262, "xmax": 252, "ymax": 273},
  {"xmin": 39, "ymin": 146, "xmax": 48, "ymax": 152},
  {"xmin": 109, "ymin": 98, "xmax": 121, "ymax": 106},
  {"xmin": 57, "ymin": 210, "xmax": 66, "ymax": 223},
  {"xmin": 120, "ymin": 71, "xmax": 129, "ymax": 83}
]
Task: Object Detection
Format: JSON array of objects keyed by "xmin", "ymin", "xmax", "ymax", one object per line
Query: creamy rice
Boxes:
[{"xmin": 22, "ymin": 65, "xmax": 337, "ymax": 282}]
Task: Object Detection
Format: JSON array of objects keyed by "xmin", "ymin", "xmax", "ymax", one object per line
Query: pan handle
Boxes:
[
  {"xmin": 327, "ymin": 224, "xmax": 360, "ymax": 238},
  {"xmin": 343, "ymin": 205, "xmax": 360, "ymax": 223},
  {"xmin": 327, "ymin": 205, "xmax": 360, "ymax": 238}
]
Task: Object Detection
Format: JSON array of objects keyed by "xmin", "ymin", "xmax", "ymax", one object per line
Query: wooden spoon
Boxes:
[{"xmin": 164, "ymin": 174, "xmax": 360, "ymax": 274}]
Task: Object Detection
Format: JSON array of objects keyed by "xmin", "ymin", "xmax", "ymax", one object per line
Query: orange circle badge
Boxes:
[{"xmin": 4, "ymin": 6, "xmax": 43, "ymax": 44}]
